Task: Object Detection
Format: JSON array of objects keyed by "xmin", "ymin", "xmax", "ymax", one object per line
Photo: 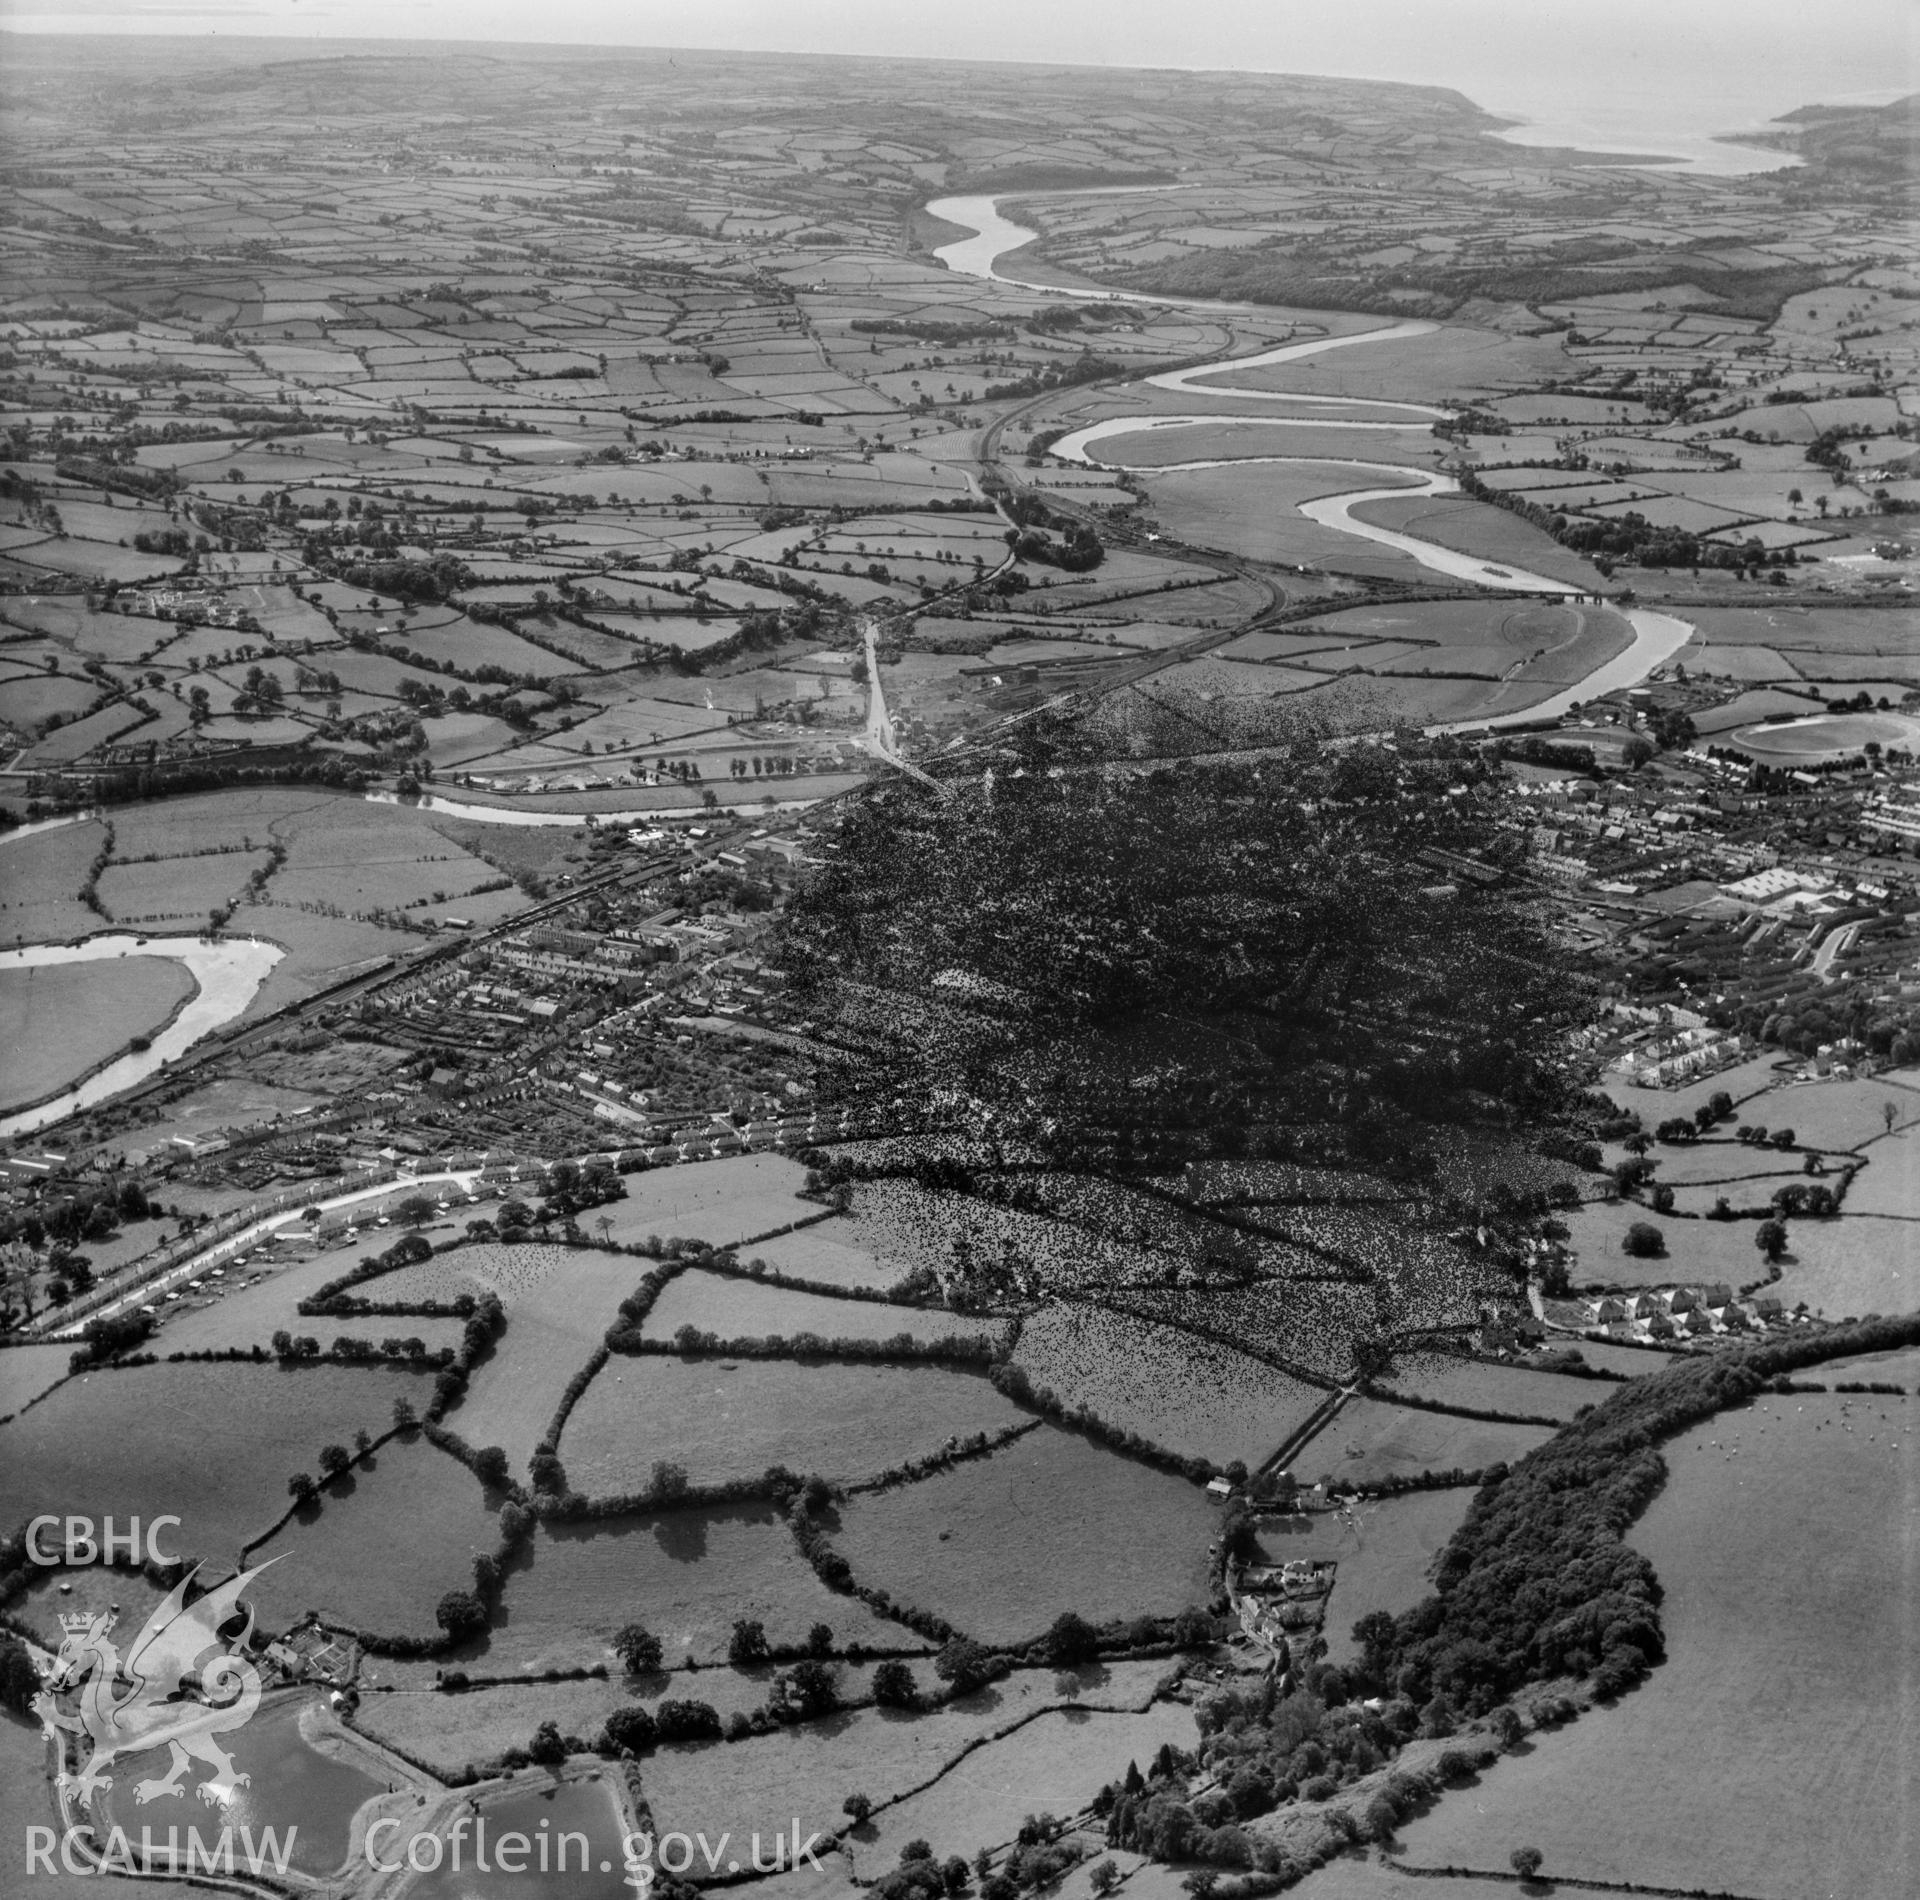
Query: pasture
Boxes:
[
  {"xmin": 0, "ymin": 1343, "xmax": 74, "ymax": 1421},
  {"xmin": 1377, "ymin": 1355, "xmax": 1600, "ymax": 1423},
  {"xmin": 647, "ymin": 1661, "xmax": 1171, "ymax": 1864},
  {"xmin": 1306, "ymin": 1398, "xmax": 1553, "ymax": 1488},
  {"xmin": 1011, "ymin": 1302, "xmax": 1327, "ymax": 1465},
  {"xmin": 828, "ymin": 1425, "xmax": 1215, "ymax": 1646},
  {"xmin": 1767, "ymin": 1216, "xmax": 1919, "ymax": 1321},
  {"xmin": 247, "ymin": 1435, "xmax": 501, "ymax": 1638},
  {"xmin": 0, "ymin": 1360, "xmax": 438, "ymax": 1568},
  {"xmin": 1388, "ymin": 1397, "xmax": 1920, "ymax": 1900},
  {"xmin": 641, "ymin": 1269, "xmax": 998, "ymax": 1347},
  {"xmin": 1562, "ymin": 1200, "xmax": 1771, "ymax": 1289},
  {"xmin": 0, "ymin": 955, "xmax": 195, "ymax": 1110},
  {"xmin": 856, "ymin": 1703, "xmax": 1201, "ymax": 1872},
  {"xmin": 482, "ymin": 1507, "xmax": 912, "ymax": 1672},
  {"xmin": 598, "ymin": 1153, "xmax": 813, "ymax": 1247},
  {"xmin": 747, "ymin": 1217, "xmax": 900, "ymax": 1290},
  {"xmin": 561, "ymin": 1358, "xmax": 1028, "ymax": 1494}
]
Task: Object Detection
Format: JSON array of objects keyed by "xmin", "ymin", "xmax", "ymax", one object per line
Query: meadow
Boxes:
[
  {"xmin": 828, "ymin": 1425, "xmax": 1215, "ymax": 1646},
  {"xmin": 747, "ymin": 1217, "xmax": 900, "ymax": 1290},
  {"xmin": 1562, "ymin": 1200, "xmax": 1772, "ymax": 1289},
  {"xmin": 1387, "ymin": 1396, "xmax": 1920, "ymax": 1899},
  {"xmin": 0, "ymin": 1342, "xmax": 76, "ymax": 1420},
  {"xmin": 1011, "ymin": 1302, "xmax": 1327, "ymax": 1466},
  {"xmin": 0, "ymin": 955, "xmax": 195, "ymax": 1111},
  {"xmin": 641, "ymin": 1269, "xmax": 999, "ymax": 1348},
  {"xmin": 481, "ymin": 1507, "xmax": 913, "ymax": 1673},
  {"xmin": 645, "ymin": 1661, "xmax": 1174, "ymax": 1867},
  {"xmin": 1766, "ymin": 1215, "xmax": 1919, "ymax": 1321},
  {"xmin": 855, "ymin": 1704, "xmax": 1201, "ymax": 1872},
  {"xmin": 247, "ymin": 1435, "xmax": 501, "ymax": 1637},
  {"xmin": 598, "ymin": 1154, "xmax": 814, "ymax": 1248},
  {"xmin": 1376, "ymin": 1355, "xmax": 1601, "ymax": 1423},
  {"xmin": 561, "ymin": 1358, "xmax": 1028, "ymax": 1494},
  {"xmin": 0, "ymin": 1361, "xmax": 439, "ymax": 1569},
  {"xmin": 1306, "ymin": 1398, "xmax": 1553, "ymax": 1488}
]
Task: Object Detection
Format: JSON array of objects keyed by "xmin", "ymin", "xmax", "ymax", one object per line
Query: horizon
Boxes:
[{"xmin": 1, "ymin": 3, "xmax": 1912, "ymax": 140}]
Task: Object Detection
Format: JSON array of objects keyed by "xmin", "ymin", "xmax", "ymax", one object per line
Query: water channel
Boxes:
[{"xmin": 928, "ymin": 194, "xmax": 1694, "ymax": 725}]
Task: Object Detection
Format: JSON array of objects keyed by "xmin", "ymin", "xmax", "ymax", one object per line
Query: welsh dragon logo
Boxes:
[{"xmin": 33, "ymin": 1560, "xmax": 277, "ymax": 1809}]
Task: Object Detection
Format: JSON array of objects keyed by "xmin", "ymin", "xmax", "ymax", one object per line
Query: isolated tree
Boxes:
[
  {"xmin": 318, "ymin": 1444, "xmax": 351, "ymax": 1480},
  {"xmin": 843, "ymin": 1793, "xmax": 874, "ymax": 1826},
  {"xmin": 1621, "ymin": 1221, "xmax": 1666, "ymax": 1259},
  {"xmin": 1755, "ymin": 1218, "xmax": 1789, "ymax": 1262},
  {"xmin": 1511, "ymin": 1847, "xmax": 1544, "ymax": 1881},
  {"xmin": 615, "ymin": 1623, "xmax": 664, "ymax": 1676}
]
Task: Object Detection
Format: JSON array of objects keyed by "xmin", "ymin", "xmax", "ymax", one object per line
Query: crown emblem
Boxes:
[{"xmin": 58, "ymin": 1609, "xmax": 108, "ymax": 1635}]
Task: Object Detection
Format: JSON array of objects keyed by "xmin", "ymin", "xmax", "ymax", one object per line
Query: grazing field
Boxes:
[
  {"xmin": 1838, "ymin": 1130, "xmax": 1920, "ymax": 1217},
  {"xmin": 1377, "ymin": 1355, "xmax": 1602, "ymax": 1422},
  {"xmin": 1305, "ymin": 1397, "xmax": 1553, "ymax": 1487},
  {"xmin": 857, "ymin": 1703, "xmax": 1202, "ymax": 1872},
  {"xmin": 747, "ymin": 1217, "xmax": 899, "ymax": 1289},
  {"xmin": 151, "ymin": 1254, "xmax": 468, "ymax": 1358},
  {"xmin": 1562, "ymin": 1201, "xmax": 1769, "ymax": 1289},
  {"xmin": 0, "ymin": 1361, "xmax": 438, "ymax": 1567},
  {"xmin": 1011, "ymin": 1302, "xmax": 1328, "ymax": 1465},
  {"xmin": 482, "ymin": 1507, "xmax": 912, "ymax": 1672},
  {"xmin": 1767, "ymin": 1078, "xmax": 1920, "ymax": 1152},
  {"xmin": 247, "ymin": 1436, "xmax": 501, "ymax": 1637},
  {"xmin": 829, "ymin": 1425, "xmax": 1214, "ymax": 1646},
  {"xmin": 598, "ymin": 1155, "xmax": 814, "ymax": 1247},
  {"xmin": 0, "ymin": 818, "xmax": 115, "ymax": 943},
  {"xmin": 650, "ymin": 1662, "xmax": 1184, "ymax": 1877},
  {"xmin": 0, "ymin": 1343, "xmax": 74, "ymax": 1420},
  {"xmin": 642, "ymin": 1269, "xmax": 999, "ymax": 1347},
  {"xmin": 0, "ymin": 956, "xmax": 197, "ymax": 1110},
  {"xmin": 561, "ymin": 1358, "xmax": 1028, "ymax": 1493},
  {"xmin": 1256, "ymin": 1490, "xmax": 1474, "ymax": 1664},
  {"xmin": 1766, "ymin": 1216, "xmax": 1920, "ymax": 1321},
  {"xmin": 1389, "ymin": 1397, "xmax": 1920, "ymax": 1899}
]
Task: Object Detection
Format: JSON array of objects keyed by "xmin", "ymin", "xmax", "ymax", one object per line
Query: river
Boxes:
[
  {"xmin": 930, "ymin": 194, "xmax": 1694, "ymax": 725},
  {"xmin": 0, "ymin": 935, "xmax": 283, "ymax": 1141}
]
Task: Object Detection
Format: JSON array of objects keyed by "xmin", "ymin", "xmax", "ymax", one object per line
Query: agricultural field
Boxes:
[
  {"xmin": 1562, "ymin": 1200, "xmax": 1776, "ymax": 1290},
  {"xmin": 561, "ymin": 1358, "xmax": 1029, "ymax": 1494},
  {"xmin": 746, "ymin": 1217, "xmax": 900, "ymax": 1290},
  {"xmin": 1011, "ymin": 1303, "xmax": 1328, "ymax": 1466},
  {"xmin": 1303, "ymin": 1397, "xmax": 1554, "ymax": 1488},
  {"xmin": 246, "ymin": 1435, "xmax": 501, "ymax": 1637},
  {"xmin": 0, "ymin": 1342, "xmax": 75, "ymax": 1420},
  {"xmin": 1388, "ymin": 1397, "xmax": 1920, "ymax": 1899},
  {"xmin": 479, "ymin": 1508, "xmax": 913, "ymax": 1672},
  {"xmin": 1376, "ymin": 1354, "xmax": 1604, "ymax": 1423},
  {"xmin": 598, "ymin": 1156, "xmax": 815, "ymax": 1249},
  {"xmin": 649, "ymin": 1664, "xmax": 1188, "ymax": 1882},
  {"xmin": 0, "ymin": 1361, "xmax": 438, "ymax": 1569},
  {"xmin": 1766, "ymin": 1216, "xmax": 1919, "ymax": 1321},
  {"xmin": 828, "ymin": 1425, "xmax": 1215, "ymax": 1646},
  {"xmin": 0, "ymin": 955, "xmax": 195, "ymax": 1111},
  {"xmin": 640, "ymin": 1269, "xmax": 1000, "ymax": 1348}
]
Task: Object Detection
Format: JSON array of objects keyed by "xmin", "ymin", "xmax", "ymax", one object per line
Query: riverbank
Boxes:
[{"xmin": 0, "ymin": 934, "xmax": 284, "ymax": 1141}]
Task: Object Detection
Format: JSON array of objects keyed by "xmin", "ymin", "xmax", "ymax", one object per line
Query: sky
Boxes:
[{"xmin": 1, "ymin": 0, "xmax": 1912, "ymax": 156}]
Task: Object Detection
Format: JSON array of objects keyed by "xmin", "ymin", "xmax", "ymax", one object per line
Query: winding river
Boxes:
[
  {"xmin": 929, "ymin": 195, "xmax": 1694, "ymax": 725},
  {"xmin": 0, "ymin": 933, "xmax": 283, "ymax": 1140}
]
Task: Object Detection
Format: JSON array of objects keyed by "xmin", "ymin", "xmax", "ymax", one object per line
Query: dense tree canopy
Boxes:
[{"xmin": 778, "ymin": 710, "xmax": 1579, "ymax": 1175}]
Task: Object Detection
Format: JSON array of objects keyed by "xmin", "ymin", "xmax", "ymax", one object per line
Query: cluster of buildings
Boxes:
[{"xmin": 1581, "ymin": 1283, "xmax": 1788, "ymax": 1341}]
